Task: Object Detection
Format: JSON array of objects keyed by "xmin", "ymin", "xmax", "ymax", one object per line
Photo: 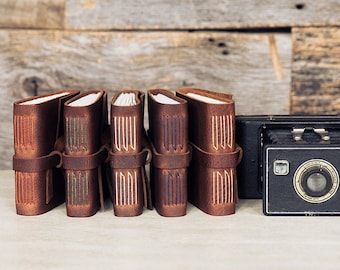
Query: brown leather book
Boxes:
[
  {"xmin": 147, "ymin": 89, "xmax": 190, "ymax": 217},
  {"xmin": 176, "ymin": 88, "xmax": 242, "ymax": 216},
  {"xmin": 109, "ymin": 90, "xmax": 151, "ymax": 217},
  {"xmin": 63, "ymin": 90, "xmax": 109, "ymax": 217},
  {"xmin": 13, "ymin": 90, "xmax": 79, "ymax": 215}
]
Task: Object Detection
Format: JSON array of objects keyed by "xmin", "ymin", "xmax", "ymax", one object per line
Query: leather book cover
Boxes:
[
  {"xmin": 147, "ymin": 89, "xmax": 190, "ymax": 217},
  {"xmin": 13, "ymin": 90, "xmax": 79, "ymax": 215},
  {"xmin": 63, "ymin": 90, "xmax": 109, "ymax": 217},
  {"xmin": 176, "ymin": 88, "xmax": 242, "ymax": 216},
  {"xmin": 109, "ymin": 90, "xmax": 151, "ymax": 217}
]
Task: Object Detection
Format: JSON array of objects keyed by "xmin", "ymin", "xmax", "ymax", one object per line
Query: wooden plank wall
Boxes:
[
  {"xmin": 0, "ymin": 0, "xmax": 339, "ymax": 169},
  {"xmin": 291, "ymin": 27, "xmax": 340, "ymax": 114}
]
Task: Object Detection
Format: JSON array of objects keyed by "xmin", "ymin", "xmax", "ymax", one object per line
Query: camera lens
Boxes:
[
  {"xmin": 306, "ymin": 173, "xmax": 327, "ymax": 193},
  {"xmin": 302, "ymin": 170, "xmax": 332, "ymax": 198},
  {"xmin": 293, "ymin": 159, "xmax": 339, "ymax": 203}
]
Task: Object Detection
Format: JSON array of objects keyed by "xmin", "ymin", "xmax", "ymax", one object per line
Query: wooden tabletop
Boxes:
[{"xmin": 1, "ymin": 170, "xmax": 340, "ymax": 269}]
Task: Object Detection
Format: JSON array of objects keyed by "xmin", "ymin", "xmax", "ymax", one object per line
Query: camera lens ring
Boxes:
[{"xmin": 293, "ymin": 159, "xmax": 339, "ymax": 204}]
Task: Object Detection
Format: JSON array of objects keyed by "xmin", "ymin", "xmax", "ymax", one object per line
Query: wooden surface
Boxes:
[
  {"xmin": 65, "ymin": 0, "xmax": 340, "ymax": 30},
  {"xmin": 291, "ymin": 27, "xmax": 340, "ymax": 114},
  {"xmin": 1, "ymin": 170, "xmax": 340, "ymax": 269},
  {"xmin": 0, "ymin": 30, "xmax": 291, "ymax": 169},
  {"xmin": 0, "ymin": 0, "xmax": 65, "ymax": 29},
  {"xmin": 1, "ymin": 1, "xmax": 340, "ymax": 29}
]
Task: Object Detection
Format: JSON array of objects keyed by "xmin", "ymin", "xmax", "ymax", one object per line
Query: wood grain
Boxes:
[
  {"xmin": 0, "ymin": 0, "xmax": 65, "ymax": 29},
  {"xmin": 0, "ymin": 30, "xmax": 291, "ymax": 169},
  {"xmin": 65, "ymin": 0, "xmax": 340, "ymax": 30},
  {"xmin": 291, "ymin": 27, "xmax": 340, "ymax": 114},
  {"xmin": 1, "ymin": 0, "xmax": 340, "ymax": 30}
]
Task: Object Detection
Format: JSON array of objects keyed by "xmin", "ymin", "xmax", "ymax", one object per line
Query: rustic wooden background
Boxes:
[{"xmin": 0, "ymin": 0, "xmax": 340, "ymax": 169}]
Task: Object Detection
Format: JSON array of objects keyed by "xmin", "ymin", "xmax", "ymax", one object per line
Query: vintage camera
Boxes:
[{"xmin": 236, "ymin": 115, "xmax": 340, "ymax": 216}]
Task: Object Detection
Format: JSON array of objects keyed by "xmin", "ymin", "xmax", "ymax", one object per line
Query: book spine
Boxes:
[
  {"xmin": 64, "ymin": 91, "xmax": 104, "ymax": 217},
  {"xmin": 13, "ymin": 113, "xmax": 48, "ymax": 215},
  {"xmin": 148, "ymin": 89, "xmax": 189, "ymax": 217},
  {"xmin": 158, "ymin": 114, "xmax": 187, "ymax": 215},
  {"xmin": 13, "ymin": 109, "xmax": 51, "ymax": 215},
  {"xmin": 110, "ymin": 91, "xmax": 144, "ymax": 217},
  {"xmin": 176, "ymin": 88, "xmax": 238, "ymax": 216},
  {"xmin": 64, "ymin": 115, "xmax": 99, "ymax": 217},
  {"xmin": 13, "ymin": 93, "xmax": 72, "ymax": 215}
]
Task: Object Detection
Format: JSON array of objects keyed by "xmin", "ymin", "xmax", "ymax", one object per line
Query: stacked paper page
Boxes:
[
  {"xmin": 152, "ymin": 93, "xmax": 180, "ymax": 105},
  {"xmin": 186, "ymin": 92, "xmax": 226, "ymax": 104},
  {"xmin": 20, "ymin": 92, "xmax": 70, "ymax": 105},
  {"xmin": 114, "ymin": 93, "xmax": 137, "ymax": 106},
  {"xmin": 68, "ymin": 93, "xmax": 102, "ymax": 107}
]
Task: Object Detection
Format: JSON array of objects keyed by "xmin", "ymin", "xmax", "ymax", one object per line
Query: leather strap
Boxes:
[
  {"xmin": 63, "ymin": 145, "xmax": 109, "ymax": 170},
  {"xmin": 141, "ymin": 166, "xmax": 153, "ymax": 210},
  {"xmin": 109, "ymin": 148, "xmax": 151, "ymax": 169},
  {"xmin": 191, "ymin": 142, "xmax": 242, "ymax": 169},
  {"xmin": 150, "ymin": 141, "xmax": 191, "ymax": 169},
  {"xmin": 13, "ymin": 150, "xmax": 62, "ymax": 172}
]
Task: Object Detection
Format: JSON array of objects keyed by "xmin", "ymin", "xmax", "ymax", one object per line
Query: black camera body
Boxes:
[{"xmin": 236, "ymin": 115, "xmax": 340, "ymax": 216}]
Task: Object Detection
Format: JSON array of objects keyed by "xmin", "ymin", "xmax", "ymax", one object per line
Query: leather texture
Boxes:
[
  {"xmin": 109, "ymin": 90, "xmax": 152, "ymax": 217},
  {"xmin": 13, "ymin": 90, "xmax": 79, "ymax": 215},
  {"xmin": 147, "ymin": 89, "xmax": 190, "ymax": 217},
  {"xmin": 176, "ymin": 88, "xmax": 242, "ymax": 216},
  {"xmin": 63, "ymin": 90, "xmax": 109, "ymax": 217}
]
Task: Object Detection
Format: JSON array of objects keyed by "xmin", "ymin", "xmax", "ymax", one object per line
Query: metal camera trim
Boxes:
[{"xmin": 293, "ymin": 159, "xmax": 340, "ymax": 204}]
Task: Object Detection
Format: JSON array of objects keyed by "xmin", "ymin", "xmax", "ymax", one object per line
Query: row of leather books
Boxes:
[{"xmin": 13, "ymin": 88, "xmax": 242, "ymax": 217}]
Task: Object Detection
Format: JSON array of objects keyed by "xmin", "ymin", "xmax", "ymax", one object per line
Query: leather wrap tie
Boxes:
[
  {"xmin": 109, "ymin": 147, "xmax": 151, "ymax": 169},
  {"xmin": 149, "ymin": 141, "xmax": 191, "ymax": 169},
  {"xmin": 62, "ymin": 145, "xmax": 109, "ymax": 170},
  {"xmin": 190, "ymin": 142, "xmax": 243, "ymax": 169},
  {"xmin": 13, "ymin": 150, "xmax": 62, "ymax": 172}
]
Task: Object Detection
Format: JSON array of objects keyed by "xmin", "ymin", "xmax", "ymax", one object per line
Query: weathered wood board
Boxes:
[
  {"xmin": 0, "ymin": 0, "xmax": 340, "ymax": 30},
  {"xmin": 64, "ymin": 0, "xmax": 340, "ymax": 30},
  {"xmin": 291, "ymin": 27, "xmax": 340, "ymax": 114},
  {"xmin": 0, "ymin": 30, "xmax": 291, "ymax": 169},
  {"xmin": 0, "ymin": 0, "xmax": 65, "ymax": 29}
]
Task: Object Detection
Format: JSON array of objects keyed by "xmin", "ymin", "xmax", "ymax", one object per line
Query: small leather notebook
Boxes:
[
  {"xmin": 63, "ymin": 90, "xmax": 109, "ymax": 217},
  {"xmin": 109, "ymin": 90, "xmax": 152, "ymax": 217},
  {"xmin": 147, "ymin": 89, "xmax": 190, "ymax": 217},
  {"xmin": 176, "ymin": 88, "xmax": 242, "ymax": 216},
  {"xmin": 13, "ymin": 90, "xmax": 79, "ymax": 215}
]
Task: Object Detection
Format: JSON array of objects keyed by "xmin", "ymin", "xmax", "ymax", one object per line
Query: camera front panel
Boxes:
[{"xmin": 264, "ymin": 146, "xmax": 340, "ymax": 216}]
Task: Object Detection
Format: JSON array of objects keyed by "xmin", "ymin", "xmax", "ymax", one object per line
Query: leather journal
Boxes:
[
  {"xmin": 63, "ymin": 90, "xmax": 109, "ymax": 217},
  {"xmin": 13, "ymin": 90, "xmax": 79, "ymax": 215},
  {"xmin": 176, "ymin": 88, "xmax": 242, "ymax": 216},
  {"xmin": 109, "ymin": 90, "xmax": 152, "ymax": 217},
  {"xmin": 147, "ymin": 89, "xmax": 190, "ymax": 217}
]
